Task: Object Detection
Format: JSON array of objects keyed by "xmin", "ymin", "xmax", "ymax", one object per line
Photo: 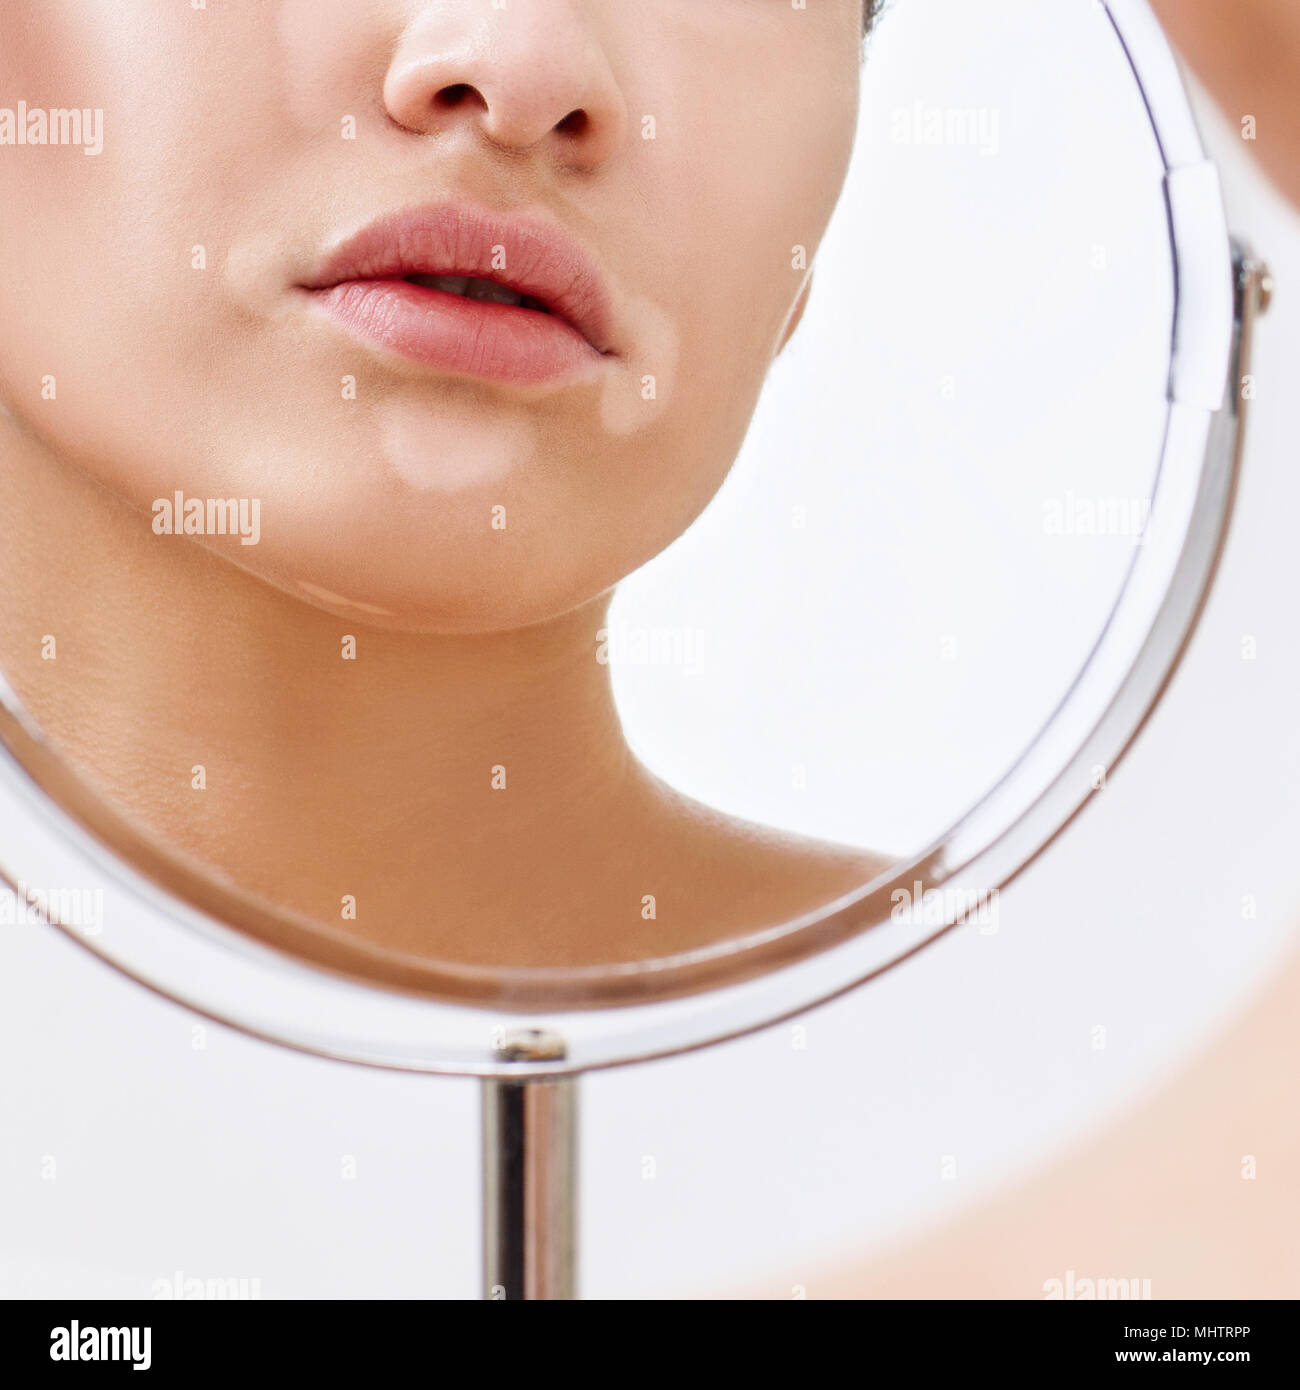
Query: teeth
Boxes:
[{"xmin": 407, "ymin": 273, "xmax": 528, "ymax": 308}]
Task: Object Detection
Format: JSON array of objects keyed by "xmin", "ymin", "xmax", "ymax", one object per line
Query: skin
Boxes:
[
  {"xmin": 798, "ymin": 940, "xmax": 1300, "ymax": 1300},
  {"xmin": 0, "ymin": 1, "xmax": 884, "ymax": 975},
  {"xmin": 1148, "ymin": 0, "xmax": 1300, "ymax": 209}
]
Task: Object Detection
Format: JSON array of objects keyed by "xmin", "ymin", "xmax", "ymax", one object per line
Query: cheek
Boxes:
[
  {"xmin": 618, "ymin": 54, "xmax": 858, "ymax": 533},
  {"xmin": 0, "ymin": 5, "xmax": 292, "ymax": 487},
  {"xmin": 273, "ymin": 0, "xmax": 388, "ymax": 131},
  {"xmin": 0, "ymin": 3, "xmax": 206, "ymax": 280},
  {"xmin": 641, "ymin": 42, "xmax": 860, "ymax": 424},
  {"xmin": 703, "ymin": 93, "xmax": 857, "ymax": 344}
]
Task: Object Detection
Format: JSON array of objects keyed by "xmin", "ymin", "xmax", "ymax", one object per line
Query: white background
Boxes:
[
  {"xmin": 613, "ymin": 0, "xmax": 1174, "ymax": 860},
  {"xmin": 3, "ymin": 1, "xmax": 1299, "ymax": 1298}
]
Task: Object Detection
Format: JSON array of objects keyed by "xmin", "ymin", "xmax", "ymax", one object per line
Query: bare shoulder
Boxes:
[{"xmin": 635, "ymin": 767, "xmax": 895, "ymax": 944}]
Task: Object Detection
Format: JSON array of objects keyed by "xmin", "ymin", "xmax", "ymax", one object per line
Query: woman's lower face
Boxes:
[
  {"xmin": 0, "ymin": 0, "xmax": 862, "ymax": 633},
  {"xmin": 0, "ymin": 1, "xmax": 872, "ymax": 975}
]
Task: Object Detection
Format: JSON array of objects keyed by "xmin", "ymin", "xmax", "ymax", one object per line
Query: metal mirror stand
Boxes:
[{"xmin": 479, "ymin": 245, "xmax": 1273, "ymax": 1300}]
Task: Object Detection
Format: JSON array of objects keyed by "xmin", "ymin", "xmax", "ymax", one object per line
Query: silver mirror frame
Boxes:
[{"xmin": 0, "ymin": 0, "xmax": 1266, "ymax": 1081}]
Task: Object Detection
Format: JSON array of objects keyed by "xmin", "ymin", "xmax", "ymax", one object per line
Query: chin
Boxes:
[{"xmin": 209, "ymin": 529, "xmax": 616, "ymax": 637}]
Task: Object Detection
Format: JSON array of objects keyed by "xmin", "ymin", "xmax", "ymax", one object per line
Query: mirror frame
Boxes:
[{"xmin": 0, "ymin": 0, "xmax": 1264, "ymax": 1077}]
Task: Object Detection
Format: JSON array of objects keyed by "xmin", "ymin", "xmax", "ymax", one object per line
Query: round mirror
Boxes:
[{"xmin": 0, "ymin": 0, "xmax": 1266, "ymax": 1299}]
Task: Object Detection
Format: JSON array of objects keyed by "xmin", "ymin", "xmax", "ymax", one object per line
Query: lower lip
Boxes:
[{"xmin": 309, "ymin": 279, "xmax": 607, "ymax": 385}]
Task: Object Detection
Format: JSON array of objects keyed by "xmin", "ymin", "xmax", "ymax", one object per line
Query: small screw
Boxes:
[
  {"xmin": 494, "ymin": 1027, "xmax": 567, "ymax": 1063},
  {"xmin": 1244, "ymin": 257, "xmax": 1275, "ymax": 315}
]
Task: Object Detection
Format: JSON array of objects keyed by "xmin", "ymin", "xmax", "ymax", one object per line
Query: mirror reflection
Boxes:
[{"xmin": 0, "ymin": 0, "xmax": 1175, "ymax": 992}]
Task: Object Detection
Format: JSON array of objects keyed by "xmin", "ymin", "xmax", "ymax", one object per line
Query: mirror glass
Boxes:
[{"xmin": 0, "ymin": 0, "xmax": 1175, "ymax": 1006}]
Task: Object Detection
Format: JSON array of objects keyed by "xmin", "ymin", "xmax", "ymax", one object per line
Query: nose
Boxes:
[{"xmin": 383, "ymin": 0, "xmax": 627, "ymax": 169}]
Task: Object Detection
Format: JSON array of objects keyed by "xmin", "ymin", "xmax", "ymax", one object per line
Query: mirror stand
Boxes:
[
  {"xmin": 476, "ymin": 210, "xmax": 1272, "ymax": 1294},
  {"xmin": 481, "ymin": 1030, "xmax": 579, "ymax": 1300}
]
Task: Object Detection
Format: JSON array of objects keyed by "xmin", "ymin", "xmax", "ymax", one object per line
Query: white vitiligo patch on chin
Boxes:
[
  {"xmin": 380, "ymin": 398, "xmax": 530, "ymax": 493},
  {"xmin": 599, "ymin": 291, "xmax": 680, "ymax": 438}
]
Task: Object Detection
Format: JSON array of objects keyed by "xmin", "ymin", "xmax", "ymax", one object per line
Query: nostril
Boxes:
[
  {"xmin": 555, "ymin": 109, "xmax": 589, "ymax": 137},
  {"xmin": 435, "ymin": 83, "xmax": 476, "ymax": 110}
]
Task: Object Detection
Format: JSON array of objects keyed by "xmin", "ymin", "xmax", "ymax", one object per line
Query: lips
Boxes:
[{"xmin": 301, "ymin": 204, "xmax": 616, "ymax": 385}]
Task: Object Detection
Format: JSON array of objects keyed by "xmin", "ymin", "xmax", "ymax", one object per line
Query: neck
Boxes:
[{"xmin": 0, "ymin": 422, "xmax": 655, "ymax": 966}]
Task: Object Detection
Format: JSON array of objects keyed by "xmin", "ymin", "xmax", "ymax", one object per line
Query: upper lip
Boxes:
[{"xmin": 301, "ymin": 202, "xmax": 616, "ymax": 355}]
